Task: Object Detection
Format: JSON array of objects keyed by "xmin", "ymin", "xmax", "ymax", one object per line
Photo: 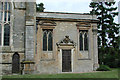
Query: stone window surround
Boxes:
[
  {"xmin": 76, "ymin": 22, "xmax": 90, "ymax": 53},
  {"xmin": 41, "ymin": 27, "xmax": 54, "ymax": 53},
  {"xmin": 39, "ymin": 21, "xmax": 56, "ymax": 53},
  {"xmin": 0, "ymin": 2, "xmax": 11, "ymax": 46},
  {"xmin": 42, "ymin": 29, "xmax": 53, "ymax": 51}
]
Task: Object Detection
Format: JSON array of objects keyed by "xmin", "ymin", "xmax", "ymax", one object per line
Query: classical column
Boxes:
[{"xmin": 92, "ymin": 25, "xmax": 99, "ymax": 70}]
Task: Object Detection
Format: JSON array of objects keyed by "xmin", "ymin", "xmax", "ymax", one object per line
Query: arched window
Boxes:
[
  {"xmin": 4, "ymin": 24, "xmax": 10, "ymax": 46},
  {"xmin": 84, "ymin": 32, "xmax": 88, "ymax": 50},
  {"xmin": 79, "ymin": 32, "xmax": 83, "ymax": 51},
  {"xmin": 0, "ymin": 2, "xmax": 11, "ymax": 46},
  {"xmin": 48, "ymin": 31, "xmax": 53, "ymax": 51},
  {"xmin": 43, "ymin": 31, "xmax": 47, "ymax": 51},
  {"xmin": 79, "ymin": 30, "xmax": 88, "ymax": 51},
  {"xmin": 0, "ymin": 24, "xmax": 1, "ymax": 45},
  {"xmin": 43, "ymin": 29, "xmax": 53, "ymax": 51}
]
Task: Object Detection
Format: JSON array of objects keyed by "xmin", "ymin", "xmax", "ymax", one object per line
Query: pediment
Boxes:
[
  {"xmin": 56, "ymin": 36, "xmax": 76, "ymax": 47},
  {"xmin": 76, "ymin": 22, "xmax": 90, "ymax": 27},
  {"xmin": 39, "ymin": 21, "xmax": 56, "ymax": 26}
]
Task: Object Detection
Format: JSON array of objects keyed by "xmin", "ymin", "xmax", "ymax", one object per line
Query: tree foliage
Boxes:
[
  {"xmin": 89, "ymin": 2, "xmax": 119, "ymax": 67},
  {"xmin": 36, "ymin": 3, "xmax": 45, "ymax": 12},
  {"xmin": 90, "ymin": 2, "xmax": 119, "ymax": 48}
]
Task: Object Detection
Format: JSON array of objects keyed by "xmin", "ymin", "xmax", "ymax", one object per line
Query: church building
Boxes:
[{"xmin": 0, "ymin": 1, "xmax": 99, "ymax": 74}]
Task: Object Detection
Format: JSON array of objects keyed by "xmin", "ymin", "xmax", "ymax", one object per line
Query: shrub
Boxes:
[
  {"xmin": 96, "ymin": 65, "xmax": 111, "ymax": 71},
  {"xmin": 98, "ymin": 47, "xmax": 119, "ymax": 68}
]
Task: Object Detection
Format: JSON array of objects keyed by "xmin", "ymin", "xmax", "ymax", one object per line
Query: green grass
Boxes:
[{"xmin": 2, "ymin": 68, "xmax": 119, "ymax": 78}]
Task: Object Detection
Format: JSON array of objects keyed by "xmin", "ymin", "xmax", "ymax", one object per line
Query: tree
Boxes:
[
  {"xmin": 36, "ymin": 3, "xmax": 45, "ymax": 12},
  {"xmin": 90, "ymin": 2, "xmax": 119, "ymax": 48},
  {"xmin": 89, "ymin": 2, "xmax": 119, "ymax": 66}
]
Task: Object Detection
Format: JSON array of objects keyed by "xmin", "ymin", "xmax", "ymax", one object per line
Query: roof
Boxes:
[{"xmin": 36, "ymin": 12, "xmax": 98, "ymax": 21}]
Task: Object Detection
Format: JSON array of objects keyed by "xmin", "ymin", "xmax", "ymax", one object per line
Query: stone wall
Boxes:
[
  {"xmin": 36, "ymin": 17, "xmax": 98, "ymax": 73},
  {"xmin": 1, "ymin": 2, "xmax": 26, "ymax": 75},
  {"xmin": 2, "ymin": 53, "xmax": 24, "ymax": 75}
]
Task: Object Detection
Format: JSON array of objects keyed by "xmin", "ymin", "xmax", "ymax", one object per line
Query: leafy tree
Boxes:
[
  {"xmin": 90, "ymin": 2, "xmax": 119, "ymax": 48},
  {"xmin": 89, "ymin": 2, "xmax": 119, "ymax": 66},
  {"xmin": 36, "ymin": 3, "xmax": 45, "ymax": 12}
]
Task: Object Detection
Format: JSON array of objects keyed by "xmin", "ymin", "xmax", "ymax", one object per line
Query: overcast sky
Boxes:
[{"xmin": 36, "ymin": 0, "xmax": 120, "ymax": 23}]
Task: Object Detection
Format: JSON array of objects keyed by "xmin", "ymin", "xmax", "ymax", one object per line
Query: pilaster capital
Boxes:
[{"xmin": 92, "ymin": 29, "xmax": 98, "ymax": 35}]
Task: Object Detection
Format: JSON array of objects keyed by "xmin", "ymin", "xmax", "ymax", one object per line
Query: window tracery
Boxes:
[
  {"xmin": 43, "ymin": 29, "xmax": 53, "ymax": 51},
  {"xmin": 79, "ymin": 30, "xmax": 88, "ymax": 51},
  {"xmin": 0, "ymin": 2, "xmax": 11, "ymax": 46}
]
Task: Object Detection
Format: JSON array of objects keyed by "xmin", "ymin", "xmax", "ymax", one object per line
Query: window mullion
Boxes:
[{"xmin": 1, "ymin": 3, "xmax": 4, "ymax": 46}]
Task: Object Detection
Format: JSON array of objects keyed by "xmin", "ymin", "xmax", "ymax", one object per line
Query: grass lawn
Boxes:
[{"xmin": 2, "ymin": 68, "xmax": 119, "ymax": 79}]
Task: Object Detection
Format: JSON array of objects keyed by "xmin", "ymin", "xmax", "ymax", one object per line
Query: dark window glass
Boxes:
[
  {"xmin": 48, "ymin": 32, "xmax": 52, "ymax": 51},
  {"xmin": 5, "ymin": 2, "xmax": 7, "ymax": 11},
  {"xmin": 4, "ymin": 11, "xmax": 7, "ymax": 21},
  {"xmin": 8, "ymin": 3, "xmax": 10, "ymax": 11},
  {"xmin": 79, "ymin": 33, "xmax": 83, "ymax": 51},
  {"xmin": 8, "ymin": 12, "xmax": 10, "ymax": 21},
  {"xmin": 4, "ymin": 24, "xmax": 10, "ymax": 46},
  {"xmin": 0, "ymin": 24, "xmax": 1, "ymax": 45},
  {"xmin": 84, "ymin": 33, "xmax": 88, "ymax": 50},
  {"xmin": 43, "ymin": 31, "xmax": 47, "ymax": 51},
  {"xmin": 1, "ymin": 2, "xmax": 3, "ymax": 10},
  {"xmin": 0, "ymin": 12, "xmax": 2, "ymax": 20}
]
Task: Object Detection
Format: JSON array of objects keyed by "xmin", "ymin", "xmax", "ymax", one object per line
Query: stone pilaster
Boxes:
[
  {"xmin": 92, "ymin": 24, "xmax": 99, "ymax": 70},
  {"xmin": 25, "ymin": 2, "xmax": 36, "ymax": 61}
]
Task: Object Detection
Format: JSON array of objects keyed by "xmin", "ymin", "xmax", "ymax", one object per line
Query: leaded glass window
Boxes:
[
  {"xmin": 0, "ymin": 2, "xmax": 11, "ymax": 46},
  {"xmin": 79, "ymin": 32, "xmax": 83, "ymax": 51},
  {"xmin": 4, "ymin": 24, "xmax": 10, "ymax": 46},
  {"xmin": 43, "ymin": 31, "xmax": 47, "ymax": 51},
  {"xmin": 79, "ymin": 30, "xmax": 88, "ymax": 51},
  {"xmin": 48, "ymin": 32, "xmax": 52, "ymax": 51},
  {"xmin": 43, "ymin": 29, "xmax": 53, "ymax": 51},
  {"xmin": 84, "ymin": 33, "xmax": 88, "ymax": 50}
]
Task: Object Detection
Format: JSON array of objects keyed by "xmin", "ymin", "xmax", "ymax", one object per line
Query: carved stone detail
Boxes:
[{"xmin": 56, "ymin": 36, "xmax": 76, "ymax": 47}]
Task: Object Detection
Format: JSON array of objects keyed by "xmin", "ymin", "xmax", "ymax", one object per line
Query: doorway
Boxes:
[
  {"xmin": 62, "ymin": 49, "xmax": 71, "ymax": 72},
  {"xmin": 12, "ymin": 52, "xmax": 20, "ymax": 73}
]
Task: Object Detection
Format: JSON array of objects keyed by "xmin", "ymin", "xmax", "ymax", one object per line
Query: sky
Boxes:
[{"xmin": 36, "ymin": 0, "xmax": 120, "ymax": 23}]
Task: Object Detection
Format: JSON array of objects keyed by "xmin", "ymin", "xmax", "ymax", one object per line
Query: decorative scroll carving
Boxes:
[{"xmin": 56, "ymin": 36, "xmax": 76, "ymax": 47}]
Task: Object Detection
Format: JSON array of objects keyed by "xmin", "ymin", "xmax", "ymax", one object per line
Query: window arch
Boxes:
[
  {"xmin": 4, "ymin": 24, "xmax": 10, "ymax": 46},
  {"xmin": 43, "ymin": 29, "xmax": 53, "ymax": 51},
  {"xmin": 0, "ymin": 2, "xmax": 11, "ymax": 46}
]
